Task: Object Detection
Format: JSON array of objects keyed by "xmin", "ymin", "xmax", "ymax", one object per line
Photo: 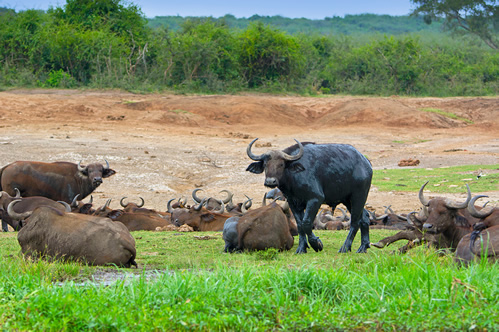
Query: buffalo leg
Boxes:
[
  {"xmin": 372, "ymin": 228, "xmax": 422, "ymax": 249},
  {"xmin": 302, "ymin": 199, "xmax": 323, "ymax": 252},
  {"xmin": 1, "ymin": 220, "xmax": 8, "ymax": 232},
  {"xmin": 339, "ymin": 201, "xmax": 370, "ymax": 253},
  {"xmin": 288, "ymin": 201, "xmax": 311, "ymax": 254}
]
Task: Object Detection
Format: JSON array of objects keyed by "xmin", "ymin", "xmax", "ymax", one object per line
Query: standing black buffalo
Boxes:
[
  {"xmin": 246, "ymin": 138, "xmax": 372, "ymax": 253},
  {"xmin": 0, "ymin": 160, "xmax": 116, "ymax": 203}
]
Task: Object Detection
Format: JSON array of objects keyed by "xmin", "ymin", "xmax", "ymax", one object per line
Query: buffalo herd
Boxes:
[{"xmin": 0, "ymin": 139, "xmax": 497, "ymax": 267}]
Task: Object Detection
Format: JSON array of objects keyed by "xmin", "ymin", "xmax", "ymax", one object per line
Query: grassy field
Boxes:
[
  {"xmin": 0, "ymin": 165, "xmax": 497, "ymax": 330},
  {"xmin": 0, "ymin": 228, "xmax": 498, "ymax": 331}
]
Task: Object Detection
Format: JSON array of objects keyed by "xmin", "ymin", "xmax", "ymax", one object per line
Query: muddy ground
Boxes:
[{"xmin": 0, "ymin": 90, "xmax": 497, "ymax": 216}]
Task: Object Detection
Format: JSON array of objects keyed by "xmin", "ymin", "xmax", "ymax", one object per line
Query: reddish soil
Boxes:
[{"xmin": 0, "ymin": 89, "xmax": 497, "ymax": 216}]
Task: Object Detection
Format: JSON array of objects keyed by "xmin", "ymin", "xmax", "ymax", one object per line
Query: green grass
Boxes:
[
  {"xmin": 421, "ymin": 108, "xmax": 474, "ymax": 124},
  {"xmin": 0, "ymin": 229, "xmax": 498, "ymax": 331},
  {"xmin": 373, "ymin": 164, "xmax": 499, "ymax": 193}
]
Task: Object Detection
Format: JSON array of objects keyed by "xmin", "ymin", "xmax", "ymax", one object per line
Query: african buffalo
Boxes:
[
  {"xmin": 455, "ymin": 225, "xmax": 499, "ymax": 266},
  {"xmin": 0, "ymin": 160, "xmax": 116, "ymax": 203},
  {"xmin": 0, "ymin": 191, "xmax": 70, "ymax": 231},
  {"xmin": 14, "ymin": 204, "xmax": 137, "ymax": 267},
  {"xmin": 172, "ymin": 198, "xmax": 230, "ymax": 231},
  {"xmin": 246, "ymin": 138, "xmax": 372, "ymax": 253},
  {"xmin": 467, "ymin": 195, "xmax": 499, "ymax": 228},
  {"xmin": 223, "ymin": 201, "xmax": 295, "ymax": 253}
]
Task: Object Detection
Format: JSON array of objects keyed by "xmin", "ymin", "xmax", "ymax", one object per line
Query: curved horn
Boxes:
[
  {"xmin": 192, "ymin": 188, "xmax": 204, "ymax": 204},
  {"xmin": 418, "ymin": 181, "xmax": 430, "ymax": 206},
  {"xmin": 247, "ymin": 138, "xmax": 265, "ymax": 161},
  {"xmin": 444, "ymin": 184, "xmax": 471, "ymax": 209},
  {"xmin": 14, "ymin": 188, "xmax": 21, "ymax": 198},
  {"xmin": 100, "ymin": 199, "xmax": 112, "ymax": 212},
  {"xmin": 219, "ymin": 190, "xmax": 234, "ymax": 205},
  {"xmin": 262, "ymin": 193, "xmax": 267, "ymax": 206},
  {"xmin": 120, "ymin": 197, "xmax": 128, "ymax": 208},
  {"xmin": 58, "ymin": 201, "xmax": 72, "ymax": 212},
  {"xmin": 281, "ymin": 139, "xmax": 304, "ymax": 161},
  {"xmin": 193, "ymin": 198, "xmax": 206, "ymax": 211},
  {"xmin": 88, "ymin": 195, "xmax": 93, "ymax": 205},
  {"xmin": 137, "ymin": 197, "xmax": 144, "ymax": 208},
  {"xmin": 243, "ymin": 195, "xmax": 253, "ymax": 210},
  {"xmin": 71, "ymin": 194, "xmax": 81, "ymax": 208},
  {"xmin": 77, "ymin": 160, "xmax": 86, "ymax": 172},
  {"xmin": 7, "ymin": 200, "xmax": 32, "ymax": 220},
  {"xmin": 468, "ymin": 195, "xmax": 494, "ymax": 219},
  {"xmin": 384, "ymin": 205, "xmax": 394, "ymax": 214},
  {"xmin": 241, "ymin": 196, "xmax": 253, "ymax": 214},
  {"xmin": 337, "ymin": 207, "xmax": 347, "ymax": 222},
  {"xmin": 212, "ymin": 199, "xmax": 225, "ymax": 214},
  {"xmin": 167, "ymin": 198, "xmax": 175, "ymax": 214},
  {"xmin": 104, "ymin": 159, "xmax": 110, "ymax": 169}
]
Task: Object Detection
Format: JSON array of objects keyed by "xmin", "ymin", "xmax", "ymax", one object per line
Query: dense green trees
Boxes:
[{"xmin": 0, "ymin": 1, "xmax": 497, "ymax": 96}]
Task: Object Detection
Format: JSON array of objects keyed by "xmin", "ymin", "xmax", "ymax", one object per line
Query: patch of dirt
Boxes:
[{"xmin": 0, "ymin": 89, "xmax": 497, "ymax": 215}]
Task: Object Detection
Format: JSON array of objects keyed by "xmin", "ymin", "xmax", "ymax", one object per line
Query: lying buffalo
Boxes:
[
  {"xmin": 0, "ymin": 160, "xmax": 116, "ymax": 203},
  {"xmin": 16, "ymin": 204, "xmax": 137, "ymax": 267},
  {"xmin": 223, "ymin": 201, "xmax": 295, "ymax": 253},
  {"xmin": 246, "ymin": 138, "xmax": 372, "ymax": 253},
  {"xmin": 455, "ymin": 225, "xmax": 499, "ymax": 266}
]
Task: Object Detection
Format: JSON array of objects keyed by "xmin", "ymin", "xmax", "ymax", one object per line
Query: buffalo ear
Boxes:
[
  {"xmin": 103, "ymin": 168, "xmax": 117, "ymax": 178},
  {"xmin": 287, "ymin": 162, "xmax": 305, "ymax": 173},
  {"xmin": 246, "ymin": 162, "xmax": 264, "ymax": 174},
  {"xmin": 200, "ymin": 213, "xmax": 215, "ymax": 222}
]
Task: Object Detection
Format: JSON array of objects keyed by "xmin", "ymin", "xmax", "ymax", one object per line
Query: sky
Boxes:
[{"xmin": 3, "ymin": 0, "xmax": 416, "ymax": 19}]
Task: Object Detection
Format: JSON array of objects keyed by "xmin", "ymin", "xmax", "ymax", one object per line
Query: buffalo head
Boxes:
[
  {"xmin": 77, "ymin": 160, "xmax": 116, "ymax": 188},
  {"xmin": 246, "ymin": 138, "xmax": 305, "ymax": 188},
  {"xmin": 418, "ymin": 181, "xmax": 472, "ymax": 233}
]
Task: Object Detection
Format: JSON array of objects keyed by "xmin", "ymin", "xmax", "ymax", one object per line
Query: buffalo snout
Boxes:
[
  {"xmin": 92, "ymin": 177, "xmax": 103, "ymax": 186},
  {"xmin": 264, "ymin": 177, "xmax": 279, "ymax": 188},
  {"xmin": 423, "ymin": 223, "xmax": 433, "ymax": 230}
]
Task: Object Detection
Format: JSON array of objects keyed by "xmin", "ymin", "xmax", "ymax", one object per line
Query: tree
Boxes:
[{"xmin": 410, "ymin": 0, "xmax": 499, "ymax": 50}]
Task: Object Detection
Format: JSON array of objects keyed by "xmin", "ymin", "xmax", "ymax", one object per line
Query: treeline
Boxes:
[
  {"xmin": 0, "ymin": 2, "xmax": 497, "ymax": 96},
  {"xmin": 148, "ymin": 13, "xmax": 444, "ymax": 35}
]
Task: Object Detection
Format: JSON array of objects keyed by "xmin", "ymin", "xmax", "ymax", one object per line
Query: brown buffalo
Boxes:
[
  {"xmin": 106, "ymin": 210, "xmax": 174, "ymax": 231},
  {"xmin": 172, "ymin": 198, "xmax": 230, "ymax": 231},
  {"xmin": 223, "ymin": 201, "xmax": 295, "ymax": 252},
  {"xmin": 467, "ymin": 195, "xmax": 499, "ymax": 228},
  {"xmin": 15, "ymin": 205, "xmax": 137, "ymax": 267},
  {"xmin": 0, "ymin": 191, "xmax": 70, "ymax": 231},
  {"xmin": 455, "ymin": 225, "xmax": 499, "ymax": 266},
  {"xmin": 0, "ymin": 160, "xmax": 116, "ymax": 203}
]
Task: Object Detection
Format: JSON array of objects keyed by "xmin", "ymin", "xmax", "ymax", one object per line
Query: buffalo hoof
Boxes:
[
  {"xmin": 295, "ymin": 244, "xmax": 308, "ymax": 254},
  {"xmin": 356, "ymin": 242, "xmax": 370, "ymax": 253},
  {"xmin": 309, "ymin": 237, "xmax": 323, "ymax": 252},
  {"xmin": 371, "ymin": 242, "xmax": 385, "ymax": 249}
]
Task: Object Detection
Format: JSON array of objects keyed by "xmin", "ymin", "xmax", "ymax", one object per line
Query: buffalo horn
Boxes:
[
  {"xmin": 193, "ymin": 198, "xmax": 206, "ymax": 211},
  {"xmin": 212, "ymin": 199, "xmax": 225, "ymax": 214},
  {"xmin": 58, "ymin": 201, "xmax": 72, "ymax": 212},
  {"xmin": 220, "ymin": 190, "xmax": 233, "ymax": 204},
  {"xmin": 467, "ymin": 195, "xmax": 495, "ymax": 218},
  {"xmin": 77, "ymin": 160, "xmax": 86, "ymax": 172},
  {"xmin": 99, "ymin": 199, "xmax": 112, "ymax": 212},
  {"xmin": 71, "ymin": 194, "xmax": 81, "ymax": 208},
  {"xmin": 167, "ymin": 198, "xmax": 175, "ymax": 213},
  {"xmin": 241, "ymin": 197, "xmax": 253, "ymax": 214},
  {"xmin": 7, "ymin": 200, "xmax": 32, "ymax": 221},
  {"xmin": 443, "ymin": 184, "xmax": 471, "ymax": 209},
  {"xmin": 192, "ymin": 188, "xmax": 204, "ymax": 204},
  {"xmin": 104, "ymin": 159, "xmax": 110, "ymax": 169},
  {"xmin": 246, "ymin": 138, "xmax": 265, "ymax": 161},
  {"xmin": 14, "ymin": 188, "xmax": 21, "ymax": 198},
  {"xmin": 418, "ymin": 181, "xmax": 431, "ymax": 206},
  {"xmin": 281, "ymin": 139, "xmax": 304, "ymax": 161}
]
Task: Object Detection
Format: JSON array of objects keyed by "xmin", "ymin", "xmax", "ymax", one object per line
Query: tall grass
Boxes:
[{"xmin": 0, "ymin": 229, "xmax": 498, "ymax": 330}]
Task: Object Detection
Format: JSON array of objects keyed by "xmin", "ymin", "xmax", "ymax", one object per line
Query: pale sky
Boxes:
[{"xmin": 2, "ymin": 0, "xmax": 416, "ymax": 19}]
